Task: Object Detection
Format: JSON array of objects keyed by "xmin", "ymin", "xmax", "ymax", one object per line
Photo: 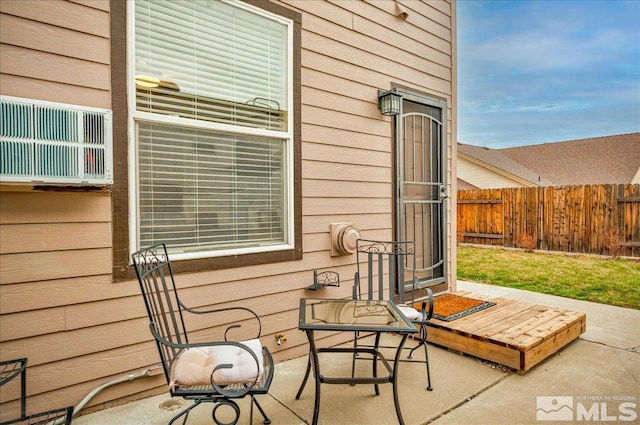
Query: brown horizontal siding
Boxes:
[
  {"xmin": 302, "ymin": 102, "xmax": 389, "ymax": 134},
  {"xmin": 0, "ymin": 275, "xmax": 126, "ymax": 314},
  {"xmin": 0, "ymin": 308, "xmax": 66, "ymax": 342},
  {"xmin": 302, "ymin": 32, "xmax": 452, "ymax": 96},
  {"xmin": 1, "ymin": 320, "xmax": 151, "ymax": 367},
  {"xmin": 0, "ymin": 0, "xmax": 109, "ymax": 37},
  {"xmin": 0, "ymin": 45, "xmax": 110, "ymax": 89},
  {"xmin": 303, "ymin": 141, "xmax": 391, "ymax": 167},
  {"xmin": 0, "ymin": 192, "xmax": 111, "ymax": 223},
  {"xmin": 1, "ymin": 248, "xmax": 112, "ymax": 284},
  {"xmin": 303, "ymin": 179, "xmax": 391, "ymax": 198},
  {"xmin": 24, "ymin": 343, "xmax": 161, "ymax": 397},
  {"xmin": 0, "ymin": 0, "xmax": 456, "ymax": 418},
  {"xmin": 0, "ymin": 223, "xmax": 111, "ymax": 254},
  {"xmin": 301, "ymin": 85, "xmax": 382, "ymax": 119},
  {"xmin": 70, "ymin": 0, "xmax": 109, "ymax": 13},
  {"xmin": 0, "ymin": 73, "xmax": 111, "ymax": 108},
  {"xmin": 391, "ymin": 1, "xmax": 452, "ymax": 34},
  {"xmin": 0, "ymin": 0, "xmax": 110, "ymax": 112},
  {"xmin": 303, "ymin": 160, "xmax": 391, "ymax": 183},
  {"xmin": 351, "ymin": 3, "xmax": 452, "ymax": 56},
  {"xmin": 0, "ymin": 14, "xmax": 109, "ymax": 63},
  {"xmin": 303, "ymin": 12, "xmax": 451, "ymax": 80},
  {"xmin": 0, "ymin": 1, "xmax": 123, "ymax": 418},
  {"xmin": 303, "ymin": 213, "xmax": 393, "ymax": 235},
  {"xmin": 302, "ymin": 197, "xmax": 392, "ymax": 216}
]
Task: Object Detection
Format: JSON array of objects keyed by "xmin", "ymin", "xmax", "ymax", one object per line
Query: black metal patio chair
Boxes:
[
  {"xmin": 131, "ymin": 243, "xmax": 274, "ymax": 425},
  {"xmin": 352, "ymin": 239, "xmax": 434, "ymax": 391},
  {"xmin": 0, "ymin": 358, "xmax": 74, "ymax": 425}
]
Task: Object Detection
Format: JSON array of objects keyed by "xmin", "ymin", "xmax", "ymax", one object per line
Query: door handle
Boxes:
[{"xmin": 440, "ymin": 185, "xmax": 448, "ymax": 200}]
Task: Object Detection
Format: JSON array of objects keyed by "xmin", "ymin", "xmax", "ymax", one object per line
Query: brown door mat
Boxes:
[{"xmin": 415, "ymin": 293, "xmax": 496, "ymax": 322}]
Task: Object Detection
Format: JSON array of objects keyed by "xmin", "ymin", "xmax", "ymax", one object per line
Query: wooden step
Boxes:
[{"xmin": 427, "ymin": 291, "xmax": 586, "ymax": 372}]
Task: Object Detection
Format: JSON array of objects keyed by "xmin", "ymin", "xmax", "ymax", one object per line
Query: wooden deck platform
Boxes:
[{"xmin": 426, "ymin": 290, "xmax": 586, "ymax": 373}]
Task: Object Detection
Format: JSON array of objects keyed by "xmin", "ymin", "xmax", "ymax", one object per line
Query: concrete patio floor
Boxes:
[{"xmin": 73, "ymin": 281, "xmax": 640, "ymax": 425}]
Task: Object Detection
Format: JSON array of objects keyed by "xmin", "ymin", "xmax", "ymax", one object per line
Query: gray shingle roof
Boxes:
[
  {"xmin": 499, "ymin": 133, "xmax": 640, "ymax": 185},
  {"xmin": 457, "ymin": 143, "xmax": 554, "ymax": 186}
]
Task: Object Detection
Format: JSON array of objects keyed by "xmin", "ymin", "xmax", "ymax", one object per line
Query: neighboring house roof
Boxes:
[
  {"xmin": 499, "ymin": 133, "xmax": 640, "ymax": 186},
  {"xmin": 457, "ymin": 143, "xmax": 554, "ymax": 186},
  {"xmin": 458, "ymin": 133, "xmax": 640, "ymax": 188}
]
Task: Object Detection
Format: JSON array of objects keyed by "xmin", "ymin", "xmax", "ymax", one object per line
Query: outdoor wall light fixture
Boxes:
[{"xmin": 377, "ymin": 89, "xmax": 402, "ymax": 116}]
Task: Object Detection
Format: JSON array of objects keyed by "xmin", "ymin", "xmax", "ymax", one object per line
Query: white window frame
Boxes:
[{"xmin": 126, "ymin": 0, "xmax": 295, "ymax": 261}]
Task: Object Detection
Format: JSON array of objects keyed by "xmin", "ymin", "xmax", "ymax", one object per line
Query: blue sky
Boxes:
[{"xmin": 457, "ymin": 0, "xmax": 640, "ymax": 148}]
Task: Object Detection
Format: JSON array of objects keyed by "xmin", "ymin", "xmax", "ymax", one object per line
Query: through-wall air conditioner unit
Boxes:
[{"xmin": 0, "ymin": 96, "xmax": 113, "ymax": 185}]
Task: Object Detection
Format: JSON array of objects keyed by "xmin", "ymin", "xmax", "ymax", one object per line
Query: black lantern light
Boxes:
[{"xmin": 377, "ymin": 89, "xmax": 402, "ymax": 116}]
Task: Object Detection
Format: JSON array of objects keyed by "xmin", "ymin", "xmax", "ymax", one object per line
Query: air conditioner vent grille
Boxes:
[{"xmin": 0, "ymin": 96, "xmax": 113, "ymax": 185}]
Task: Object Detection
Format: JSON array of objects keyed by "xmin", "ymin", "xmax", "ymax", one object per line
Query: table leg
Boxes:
[
  {"xmin": 392, "ymin": 333, "xmax": 410, "ymax": 425},
  {"xmin": 295, "ymin": 354, "xmax": 312, "ymax": 400},
  {"xmin": 304, "ymin": 329, "xmax": 321, "ymax": 425},
  {"xmin": 373, "ymin": 332, "xmax": 381, "ymax": 395}
]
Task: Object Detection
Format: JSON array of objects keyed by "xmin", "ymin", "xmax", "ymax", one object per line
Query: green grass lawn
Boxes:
[{"xmin": 456, "ymin": 245, "xmax": 640, "ymax": 310}]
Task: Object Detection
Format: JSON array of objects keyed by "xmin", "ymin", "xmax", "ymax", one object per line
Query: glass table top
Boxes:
[{"xmin": 299, "ymin": 298, "xmax": 417, "ymax": 333}]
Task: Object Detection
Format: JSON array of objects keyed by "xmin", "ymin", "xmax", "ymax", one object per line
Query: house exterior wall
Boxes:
[
  {"xmin": 632, "ymin": 166, "xmax": 640, "ymax": 184},
  {"xmin": 0, "ymin": 0, "xmax": 457, "ymax": 417},
  {"xmin": 0, "ymin": 0, "xmax": 111, "ymax": 108},
  {"xmin": 457, "ymin": 156, "xmax": 531, "ymax": 189}
]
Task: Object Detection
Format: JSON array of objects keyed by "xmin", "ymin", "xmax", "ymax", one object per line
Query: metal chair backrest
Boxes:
[
  {"xmin": 353, "ymin": 239, "xmax": 417, "ymax": 304},
  {"xmin": 131, "ymin": 243, "xmax": 188, "ymax": 384},
  {"xmin": 131, "ymin": 243, "xmax": 275, "ymax": 424},
  {"xmin": 1, "ymin": 358, "xmax": 74, "ymax": 425}
]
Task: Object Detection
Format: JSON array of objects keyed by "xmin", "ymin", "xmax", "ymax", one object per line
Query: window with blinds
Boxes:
[{"xmin": 132, "ymin": 0, "xmax": 292, "ymax": 256}]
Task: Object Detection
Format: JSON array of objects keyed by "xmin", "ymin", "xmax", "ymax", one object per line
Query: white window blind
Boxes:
[
  {"xmin": 138, "ymin": 122, "xmax": 285, "ymax": 252},
  {"xmin": 133, "ymin": 0, "xmax": 292, "ymax": 256},
  {"xmin": 135, "ymin": 0, "xmax": 287, "ymax": 130}
]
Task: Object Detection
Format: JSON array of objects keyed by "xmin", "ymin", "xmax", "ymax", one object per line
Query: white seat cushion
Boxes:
[
  {"xmin": 398, "ymin": 305, "xmax": 422, "ymax": 321},
  {"xmin": 170, "ymin": 338, "xmax": 264, "ymax": 388}
]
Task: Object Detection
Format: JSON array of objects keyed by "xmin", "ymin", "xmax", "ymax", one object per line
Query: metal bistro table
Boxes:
[{"xmin": 296, "ymin": 298, "xmax": 418, "ymax": 425}]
